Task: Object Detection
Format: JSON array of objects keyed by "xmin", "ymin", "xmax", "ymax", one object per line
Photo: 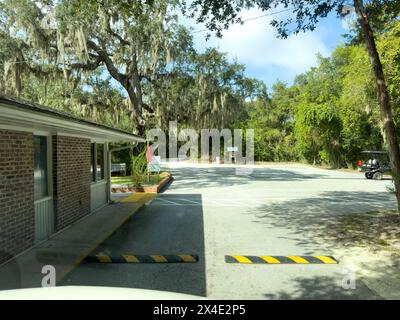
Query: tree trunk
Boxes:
[
  {"xmin": 126, "ymin": 85, "xmax": 145, "ymax": 135},
  {"xmin": 86, "ymin": 41, "xmax": 145, "ymax": 136},
  {"xmin": 354, "ymin": 0, "xmax": 400, "ymax": 211}
]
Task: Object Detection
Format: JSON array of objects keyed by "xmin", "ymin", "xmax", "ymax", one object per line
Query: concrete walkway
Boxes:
[{"xmin": 0, "ymin": 193, "xmax": 155, "ymax": 290}]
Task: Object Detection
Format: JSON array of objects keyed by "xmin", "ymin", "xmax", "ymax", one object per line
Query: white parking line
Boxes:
[
  {"xmin": 149, "ymin": 198, "xmax": 265, "ymax": 207},
  {"xmin": 148, "ymin": 196, "xmax": 318, "ymax": 207},
  {"xmin": 176, "ymin": 198, "xmax": 203, "ymax": 205},
  {"xmin": 155, "ymin": 198, "xmax": 183, "ymax": 205}
]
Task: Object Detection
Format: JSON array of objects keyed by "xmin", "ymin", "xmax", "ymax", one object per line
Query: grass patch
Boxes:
[{"xmin": 112, "ymin": 172, "xmax": 167, "ymax": 186}]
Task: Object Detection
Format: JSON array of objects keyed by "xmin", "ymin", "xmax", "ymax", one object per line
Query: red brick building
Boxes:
[{"xmin": 0, "ymin": 95, "xmax": 144, "ymax": 265}]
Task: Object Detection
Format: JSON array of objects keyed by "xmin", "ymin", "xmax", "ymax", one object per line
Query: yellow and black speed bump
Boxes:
[
  {"xmin": 84, "ymin": 254, "xmax": 198, "ymax": 264},
  {"xmin": 225, "ymin": 255, "xmax": 338, "ymax": 264}
]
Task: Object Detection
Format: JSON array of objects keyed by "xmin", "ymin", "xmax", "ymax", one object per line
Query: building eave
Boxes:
[{"xmin": 0, "ymin": 95, "xmax": 146, "ymax": 143}]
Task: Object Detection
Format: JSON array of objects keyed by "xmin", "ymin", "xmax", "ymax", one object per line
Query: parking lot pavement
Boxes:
[
  {"xmin": 61, "ymin": 193, "xmax": 206, "ymax": 296},
  {"xmin": 62, "ymin": 164, "xmax": 398, "ymax": 299}
]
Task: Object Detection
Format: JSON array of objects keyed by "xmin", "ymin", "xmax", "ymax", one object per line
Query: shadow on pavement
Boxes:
[
  {"xmin": 0, "ymin": 251, "xmax": 21, "ymax": 290},
  {"xmin": 166, "ymin": 166, "xmax": 371, "ymax": 192},
  {"xmin": 166, "ymin": 167, "xmax": 328, "ymax": 190},
  {"xmin": 263, "ymin": 275, "xmax": 381, "ymax": 300},
  {"xmin": 246, "ymin": 191, "xmax": 396, "ymax": 245},
  {"xmin": 247, "ymin": 190, "xmax": 400, "ymax": 299},
  {"xmin": 245, "ymin": 191, "xmax": 397, "ymax": 252},
  {"xmin": 60, "ymin": 194, "xmax": 206, "ymax": 297}
]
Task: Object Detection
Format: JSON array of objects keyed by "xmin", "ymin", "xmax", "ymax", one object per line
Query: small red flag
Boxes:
[{"xmin": 146, "ymin": 143, "xmax": 152, "ymax": 163}]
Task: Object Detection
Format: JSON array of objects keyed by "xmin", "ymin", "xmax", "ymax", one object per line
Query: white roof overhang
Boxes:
[{"xmin": 0, "ymin": 101, "xmax": 146, "ymax": 143}]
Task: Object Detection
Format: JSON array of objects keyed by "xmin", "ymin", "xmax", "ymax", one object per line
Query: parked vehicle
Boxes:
[{"xmin": 358, "ymin": 151, "xmax": 391, "ymax": 180}]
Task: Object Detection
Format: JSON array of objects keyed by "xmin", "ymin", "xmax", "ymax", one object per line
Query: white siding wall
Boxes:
[
  {"xmin": 90, "ymin": 181, "xmax": 108, "ymax": 212},
  {"xmin": 34, "ymin": 197, "xmax": 54, "ymax": 243}
]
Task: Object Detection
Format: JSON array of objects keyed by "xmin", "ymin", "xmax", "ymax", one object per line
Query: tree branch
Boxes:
[
  {"xmin": 142, "ymin": 103, "xmax": 154, "ymax": 113},
  {"xmin": 106, "ymin": 18, "xmax": 130, "ymax": 46},
  {"xmin": 86, "ymin": 39, "xmax": 127, "ymax": 85},
  {"xmin": 70, "ymin": 55, "xmax": 102, "ymax": 70}
]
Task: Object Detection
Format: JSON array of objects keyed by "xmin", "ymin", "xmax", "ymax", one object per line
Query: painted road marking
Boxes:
[
  {"xmin": 259, "ymin": 256, "xmax": 281, "ymax": 264},
  {"xmin": 151, "ymin": 255, "xmax": 168, "ymax": 263},
  {"xmin": 314, "ymin": 255, "xmax": 338, "ymax": 264},
  {"xmin": 179, "ymin": 254, "xmax": 198, "ymax": 262},
  {"xmin": 84, "ymin": 254, "xmax": 199, "ymax": 264},
  {"xmin": 148, "ymin": 197, "xmax": 289, "ymax": 207},
  {"xmin": 96, "ymin": 254, "xmax": 112, "ymax": 263},
  {"xmin": 177, "ymin": 198, "xmax": 202, "ymax": 205},
  {"xmin": 122, "ymin": 255, "xmax": 140, "ymax": 263},
  {"xmin": 231, "ymin": 255, "xmax": 253, "ymax": 264},
  {"xmin": 120, "ymin": 193, "xmax": 155, "ymax": 204},
  {"xmin": 286, "ymin": 256, "xmax": 310, "ymax": 264},
  {"xmin": 225, "ymin": 255, "xmax": 338, "ymax": 264},
  {"xmin": 156, "ymin": 198, "xmax": 182, "ymax": 205},
  {"xmin": 147, "ymin": 196, "xmax": 397, "ymax": 208}
]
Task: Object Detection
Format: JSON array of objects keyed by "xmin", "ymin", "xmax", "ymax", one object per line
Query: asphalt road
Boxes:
[{"xmin": 61, "ymin": 164, "xmax": 397, "ymax": 299}]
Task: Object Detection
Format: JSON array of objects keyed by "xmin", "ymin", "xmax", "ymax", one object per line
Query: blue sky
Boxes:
[{"xmin": 180, "ymin": 7, "xmax": 351, "ymax": 91}]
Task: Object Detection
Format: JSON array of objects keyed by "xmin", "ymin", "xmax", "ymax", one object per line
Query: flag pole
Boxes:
[{"xmin": 147, "ymin": 141, "xmax": 150, "ymax": 183}]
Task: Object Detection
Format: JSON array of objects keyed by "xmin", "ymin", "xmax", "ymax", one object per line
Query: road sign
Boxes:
[
  {"xmin": 148, "ymin": 156, "xmax": 161, "ymax": 172},
  {"xmin": 227, "ymin": 146, "xmax": 238, "ymax": 152}
]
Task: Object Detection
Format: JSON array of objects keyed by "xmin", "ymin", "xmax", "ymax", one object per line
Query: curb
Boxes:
[{"xmin": 111, "ymin": 173, "xmax": 173, "ymax": 193}]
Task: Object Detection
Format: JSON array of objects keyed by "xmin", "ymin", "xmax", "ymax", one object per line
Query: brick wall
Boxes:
[
  {"xmin": 0, "ymin": 130, "xmax": 34, "ymax": 265},
  {"xmin": 53, "ymin": 136, "xmax": 91, "ymax": 231}
]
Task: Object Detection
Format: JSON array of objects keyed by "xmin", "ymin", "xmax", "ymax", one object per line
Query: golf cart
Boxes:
[{"xmin": 358, "ymin": 150, "xmax": 391, "ymax": 180}]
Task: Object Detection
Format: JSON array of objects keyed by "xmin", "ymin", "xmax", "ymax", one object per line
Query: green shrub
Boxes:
[{"xmin": 130, "ymin": 148, "xmax": 147, "ymax": 187}]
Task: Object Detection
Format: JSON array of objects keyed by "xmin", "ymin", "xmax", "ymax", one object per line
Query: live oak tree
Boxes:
[
  {"xmin": 0, "ymin": 0, "xmax": 191, "ymax": 134},
  {"xmin": 147, "ymin": 48, "xmax": 267, "ymax": 130},
  {"xmin": 185, "ymin": 0, "xmax": 400, "ymax": 211}
]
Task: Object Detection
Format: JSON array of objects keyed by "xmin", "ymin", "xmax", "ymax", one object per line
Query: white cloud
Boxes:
[{"xmin": 181, "ymin": 8, "xmax": 334, "ymax": 83}]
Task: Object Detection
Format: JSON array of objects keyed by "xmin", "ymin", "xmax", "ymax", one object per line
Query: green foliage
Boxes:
[
  {"xmin": 236, "ymin": 82, "xmax": 297, "ymax": 162},
  {"xmin": 1, "ymin": 0, "xmax": 400, "ymax": 171},
  {"xmin": 233, "ymin": 19, "xmax": 400, "ymax": 167},
  {"xmin": 0, "ymin": 0, "xmax": 263, "ymax": 135},
  {"xmin": 378, "ymin": 20, "xmax": 400, "ymax": 117},
  {"xmin": 148, "ymin": 48, "xmax": 265, "ymax": 130},
  {"xmin": 0, "ymin": 0, "xmax": 192, "ymax": 133},
  {"xmin": 112, "ymin": 174, "xmax": 163, "ymax": 187},
  {"xmin": 184, "ymin": 1, "xmax": 346, "ymax": 39}
]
